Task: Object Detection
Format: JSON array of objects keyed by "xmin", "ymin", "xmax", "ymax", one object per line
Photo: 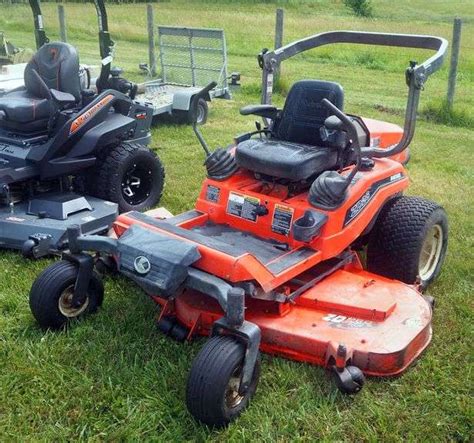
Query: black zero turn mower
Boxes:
[{"xmin": 0, "ymin": 0, "xmax": 165, "ymax": 258}]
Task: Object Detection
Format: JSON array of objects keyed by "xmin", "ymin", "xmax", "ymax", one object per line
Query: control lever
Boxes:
[
  {"xmin": 320, "ymin": 98, "xmax": 361, "ymax": 183},
  {"xmin": 190, "ymin": 82, "xmax": 238, "ymax": 181},
  {"xmin": 191, "ymin": 81, "xmax": 217, "ymax": 156},
  {"xmin": 308, "ymin": 100, "xmax": 363, "ymax": 209}
]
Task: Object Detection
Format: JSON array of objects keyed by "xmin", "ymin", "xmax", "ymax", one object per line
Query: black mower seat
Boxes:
[
  {"xmin": 236, "ymin": 139, "xmax": 339, "ymax": 181},
  {"xmin": 0, "ymin": 90, "xmax": 50, "ymax": 123},
  {"xmin": 0, "ymin": 42, "xmax": 81, "ymax": 132},
  {"xmin": 235, "ymin": 80, "xmax": 344, "ymax": 181}
]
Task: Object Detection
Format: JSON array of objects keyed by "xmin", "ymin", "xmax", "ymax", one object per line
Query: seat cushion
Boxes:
[
  {"xmin": 235, "ymin": 138, "xmax": 339, "ymax": 181},
  {"xmin": 0, "ymin": 89, "xmax": 51, "ymax": 123}
]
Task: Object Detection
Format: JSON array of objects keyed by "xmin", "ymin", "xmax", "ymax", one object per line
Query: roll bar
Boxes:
[
  {"xmin": 259, "ymin": 31, "xmax": 448, "ymax": 158},
  {"xmin": 27, "ymin": 0, "xmax": 115, "ymax": 93},
  {"xmin": 29, "ymin": 0, "xmax": 48, "ymax": 49},
  {"xmin": 92, "ymin": 0, "xmax": 115, "ymax": 92}
]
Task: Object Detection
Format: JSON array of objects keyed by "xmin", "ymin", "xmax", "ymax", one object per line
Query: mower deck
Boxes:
[
  {"xmin": 113, "ymin": 209, "xmax": 432, "ymax": 377},
  {"xmin": 0, "ymin": 192, "xmax": 117, "ymax": 254},
  {"xmin": 172, "ymin": 266, "xmax": 432, "ymax": 376}
]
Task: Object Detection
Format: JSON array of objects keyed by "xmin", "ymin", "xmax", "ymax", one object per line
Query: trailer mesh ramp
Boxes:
[{"xmin": 158, "ymin": 26, "xmax": 229, "ymax": 97}]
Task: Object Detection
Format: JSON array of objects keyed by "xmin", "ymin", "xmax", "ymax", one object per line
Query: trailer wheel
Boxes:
[
  {"xmin": 29, "ymin": 260, "xmax": 103, "ymax": 329},
  {"xmin": 367, "ymin": 196, "xmax": 448, "ymax": 291},
  {"xmin": 176, "ymin": 98, "xmax": 208, "ymax": 125},
  {"xmin": 93, "ymin": 142, "xmax": 165, "ymax": 213},
  {"xmin": 186, "ymin": 335, "xmax": 260, "ymax": 427},
  {"xmin": 194, "ymin": 98, "xmax": 209, "ymax": 125}
]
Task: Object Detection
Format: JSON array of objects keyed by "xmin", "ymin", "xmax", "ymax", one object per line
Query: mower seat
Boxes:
[
  {"xmin": 235, "ymin": 80, "xmax": 344, "ymax": 181},
  {"xmin": 0, "ymin": 42, "xmax": 81, "ymax": 132}
]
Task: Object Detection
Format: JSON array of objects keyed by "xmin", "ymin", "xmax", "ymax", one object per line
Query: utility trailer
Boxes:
[{"xmin": 136, "ymin": 26, "xmax": 238, "ymax": 124}]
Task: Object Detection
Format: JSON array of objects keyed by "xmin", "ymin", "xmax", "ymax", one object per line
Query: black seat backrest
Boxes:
[
  {"xmin": 24, "ymin": 42, "xmax": 81, "ymax": 102},
  {"xmin": 273, "ymin": 80, "xmax": 344, "ymax": 146}
]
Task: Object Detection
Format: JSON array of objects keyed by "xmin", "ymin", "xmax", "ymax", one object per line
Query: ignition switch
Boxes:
[{"xmin": 256, "ymin": 204, "xmax": 269, "ymax": 216}]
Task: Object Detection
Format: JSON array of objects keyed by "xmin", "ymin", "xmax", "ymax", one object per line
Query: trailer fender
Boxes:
[{"xmin": 172, "ymin": 88, "xmax": 210, "ymax": 111}]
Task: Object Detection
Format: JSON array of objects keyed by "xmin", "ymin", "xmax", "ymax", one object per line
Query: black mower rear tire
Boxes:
[
  {"xmin": 29, "ymin": 260, "xmax": 104, "ymax": 329},
  {"xmin": 93, "ymin": 142, "xmax": 164, "ymax": 213},
  {"xmin": 186, "ymin": 335, "xmax": 260, "ymax": 427},
  {"xmin": 367, "ymin": 196, "xmax": 448, "ymax": 291}
]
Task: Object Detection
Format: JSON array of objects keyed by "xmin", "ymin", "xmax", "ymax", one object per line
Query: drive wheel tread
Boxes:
[
  {"xmin": 94, "ymin": 142, "xmax": 165, "ymax": 212},
  {"xmin": 367, "ymin": 195, "xmax": 448, "ymax": 289}
]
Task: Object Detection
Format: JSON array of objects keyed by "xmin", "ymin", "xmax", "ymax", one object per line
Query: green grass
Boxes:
[{"xmin": 1, "ymin": 0, "xmax": 473, "ymax": 440}]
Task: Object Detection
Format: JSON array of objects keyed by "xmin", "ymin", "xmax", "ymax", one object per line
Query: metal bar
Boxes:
[
  {"xmin": 147, "ymin": 4, "xmax": 157, "ymax": 77},
  {"xmin": 29, "ymin": 0, "xmax": 48, "ymax": 49},
  {"xmin": 260, "ymin": 30, "xmax": 448, "ymax": 159},
  {"xmin": 58, "ymin": 4, "xmax": 67, "ymax": 43},
  {"xmin": 93, "ymin": 0, "xmax": 114, "ymax": 93},
  {"xmin": 447, "ymin": 18, "xmax": 462, "ymax": 108},
  {"xmin": 274, "ymin": 8, "xmax": 284, "ymax": 83},
  {"xmin": 158, "ymin": 29, "xmax": 166, "ymax": 82},
  {"xmin": 158, "ymin": 26, "xmax": 224, "ymax": 39},
  {"xmin": 221, "ymin": 25, "xmax": 229, "ymax": 92},
  {"xmin": 189, "ymin": 33, "xmax": 196, "ymax": 87},
  {"xmin": 264, "ymin": 31, "xmax": 447, "ymax": 75},
  {"xmin": 160, "ymin": 63, "xmax": 221, "ymax": 72},
  {"xmin": 159, "ymin": 43, "xmax": 223, "ymax": 52},
  {"xmin": 287, "ymin": 253, "xmax": 354, "ymax": 303}
]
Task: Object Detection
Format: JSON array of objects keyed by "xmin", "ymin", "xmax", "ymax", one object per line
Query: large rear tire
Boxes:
[
  {"xmin": 29, "ymin": 260, "xmax": 104, "ymax": 329},
  {"xmin": 186, "ymin": 335, "xmax": 260, "ymax": 427},
  {"xmin": 367, "ymin": 196, "xmax": 448, "ymax": 291},
  {"xmin": 91, "ymin": 142, "xmax": 164, "ymax": 213}
]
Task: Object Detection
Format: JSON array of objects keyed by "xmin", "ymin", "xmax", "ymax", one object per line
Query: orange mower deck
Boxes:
[{"xmin": 156, "ymin": 264, "xmax": 432, "ymax": 377}]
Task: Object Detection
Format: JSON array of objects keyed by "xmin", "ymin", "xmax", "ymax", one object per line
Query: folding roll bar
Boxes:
[{"xmin": 259, "ymin": 31, "xmax": 448, "ymax": 158}]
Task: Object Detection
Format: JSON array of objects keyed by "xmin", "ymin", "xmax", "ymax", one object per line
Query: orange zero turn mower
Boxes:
[{"xmin": 30, "ymin": 31, "xmax": 449, "ymax": 427}]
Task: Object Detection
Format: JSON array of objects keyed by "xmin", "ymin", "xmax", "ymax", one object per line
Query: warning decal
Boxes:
[
  {"xmin": 272, "ymin": 204, "xmax": 294, "ymax": 236},
  {"xmin": 206, "ymin": 185, "xmax": 220, "ymax": 203},
  {"xmin": 227, "ymin": 192, "xmax": 260, "ymax": 222}
]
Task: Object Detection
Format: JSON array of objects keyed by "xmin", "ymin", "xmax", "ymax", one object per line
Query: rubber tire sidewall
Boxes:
[
  {"xmin": 367, "ymin": 196, "xmax": 448, "ymax": 291},
  {"xmin": 101, "ymin": 144, "xmax": 164, "ymax": 213},
  {"xmin": 29, "ymin": 260, "xmax": 103, "ymax": 329},
  {"xmin": 186, "ymin": 335, "xmax": 260, "ymax": 427},
  {"xmin": 195, "ymin": 98, "xmax": 208, "ymax": 125}
]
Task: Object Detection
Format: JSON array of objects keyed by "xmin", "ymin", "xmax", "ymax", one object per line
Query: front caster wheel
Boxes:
[
  {"xmin": 332, "ymin": 365, "xmax": 365, "ymax": 394},
  {"xmin": 186, "ymin": 335, "xmax": 260, "ymax": 427},
  {"xmin": 156, "ymin": 316, "xmax": 176, "ymax": 335},
  {"xmin": 29, "ymin": 260, "xmax": 104, "ymax": 330}
]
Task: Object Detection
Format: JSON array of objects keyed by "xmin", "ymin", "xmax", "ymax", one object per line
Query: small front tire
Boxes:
[
  {"xmin": 186, "ymin": 335, "xmax": 260, "ymax": 427},
  {"xmin": 29, "ymin": 260, "xmax": 104, "ymax": 329}
]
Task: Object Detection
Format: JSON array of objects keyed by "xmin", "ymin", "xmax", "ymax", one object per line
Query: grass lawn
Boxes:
[{"xmin": 0, "ymin": 0, "xmax": 473, "ymax": 440}]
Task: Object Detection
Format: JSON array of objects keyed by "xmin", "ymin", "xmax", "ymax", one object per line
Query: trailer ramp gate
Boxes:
[{"xmin": 158, "ymin": 26, "xmax": 230, "ymax": 99}]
